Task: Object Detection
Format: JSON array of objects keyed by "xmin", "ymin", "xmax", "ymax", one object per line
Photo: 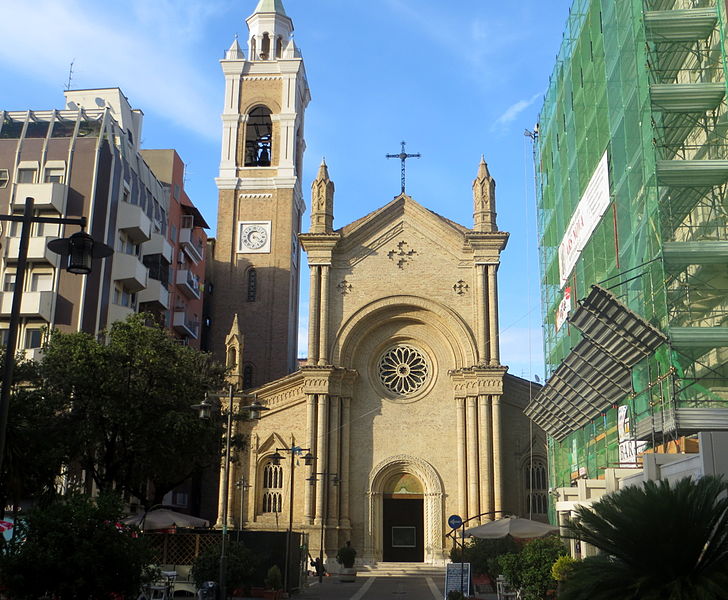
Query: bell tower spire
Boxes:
[
  {"xmin": 210, "ymin": 2, "xmax": 310, "ymax": 385},
  {"xmin": 310, "ymin": 159, "xmax": 335, "ymax": 234},
  {"xmin": 247, "ymin": 0, "xmax": 293, "ymax": 61},
  {"xmin": 473, "ymin": 156, "xmax": 497, "ymax": 232}
]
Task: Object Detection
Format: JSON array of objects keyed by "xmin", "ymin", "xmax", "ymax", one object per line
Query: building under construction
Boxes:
[{"xmin": 526, "ymin": 0, "xmax": 728, "ymax": 550}]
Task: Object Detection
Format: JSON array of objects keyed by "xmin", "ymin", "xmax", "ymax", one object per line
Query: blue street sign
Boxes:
[{"xmin": 448, "ymin": 514, "xmax": 463, "ymax": 529}]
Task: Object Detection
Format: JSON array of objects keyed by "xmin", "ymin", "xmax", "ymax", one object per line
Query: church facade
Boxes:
[{"xmin": 208, "ymin": 0, "xmax": 545, "ymax": 566}]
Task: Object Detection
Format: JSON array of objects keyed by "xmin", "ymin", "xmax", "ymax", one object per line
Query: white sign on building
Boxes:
[
  {"xmin": 555, "ymin": 287, "xmax": 572, "ymax": 332},
  {"xmin": 558, "ymin": 152, "xmax": 611, "ymax": 288},
  {"xmin": 618, "ymin": 405, "xmax": 647, "ymax": 465}
]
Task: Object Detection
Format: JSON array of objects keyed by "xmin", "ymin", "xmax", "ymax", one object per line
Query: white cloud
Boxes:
[
  {"xmin": 492, "ymin": 92, "xmax": 542, "ymax": 130},
  {"xmin": 0, "ymin": 0, "xmax": 222, "ymax": 140}
]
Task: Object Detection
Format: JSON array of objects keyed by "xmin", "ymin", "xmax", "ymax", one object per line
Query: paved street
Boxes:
[{"xmin": 297, "ymin": 575, "xmax": 445, "ymax": 600}]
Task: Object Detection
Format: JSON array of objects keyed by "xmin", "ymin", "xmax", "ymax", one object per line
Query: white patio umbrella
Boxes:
[
  {"xmin": 465, "ymin": 516, "xmax": 559, "ymax": 539},
  {"xmin": 122, "ymin": 508, "xmax": 210, "ymax": 531}
]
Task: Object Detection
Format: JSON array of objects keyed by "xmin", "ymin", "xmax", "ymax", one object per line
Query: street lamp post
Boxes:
[
  {"xmin": 192, "ymin": 385, "xmax": 268, "ymax": 600},
  {"xmin": 270, "ymin": 445, "xmax": 314, "ymax": 593},
  {"xmin": 0, "ymin": 197, "xmax": 113, "ymax": 472},
  {"xmin": 307, "ymin": 471, "xmax": 340, "ymax": 584}
]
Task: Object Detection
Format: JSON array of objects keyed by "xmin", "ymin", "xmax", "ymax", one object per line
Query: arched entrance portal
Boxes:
[
  {"xmin": 367, "ymin": 455, "xmax": 444, "ymax": 564},
  {"xmin": 382, "ymin": 473, "xmax": 424, "ymax": 561}
]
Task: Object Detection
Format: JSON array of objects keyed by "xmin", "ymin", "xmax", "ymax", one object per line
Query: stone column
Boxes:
[
  {"xmin": 308, "ymin": 266, "xmax": 320, "ymax": 365},
  {"xmin": 466, "ymin": 396, "xmax": 480, "ymax": 523},
  {"xmin": 318, "ymin": 265, "xmax": 330, "ymax": 365},
  {"xmin": 487, "ymin": 264, "xmax": 500, "ymax": 366},
  {"xmin": 304, "ymin": 394, "xmax": 317, "ymax": 524},
  {"xmin": 315, "ymin": 394, "xmax": 329, "ymax": 524},
  {"xmin": 216, "ymin": 457, "xmax": 227, "ymax": 529},
  {"xmin": 492, "ymin": 395, "xmax": 503, "ymax": 515},
  {"xmin": 478, "ymin": 394, "xmax": 494, "ymax": 520},
  {"xmin": 328, "ymin": 395, "xmax": 341, "ymax": 523},
  {"xmin": 456, "ymin": 397, "xmax": 467, "ymax": 519},
  {"xmin": 340, "ymin": 396, "xmax": 351, "ymax": 528},
  {"xmin": 475, "ymin": 264, "xmax": 489, "ymax": 364}
]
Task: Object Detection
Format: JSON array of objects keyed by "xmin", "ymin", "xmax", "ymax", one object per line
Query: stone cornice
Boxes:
[
  {"xmin": 300, "ymin": 365, "xmax": 359, "ymax": 396},
  {"xmin": 299, "ymin": 232, "xmax": 341, "ymax": 262},
  {"xmin": 448, "ymin": 365, "xmax": 508, "ymax": 396}
]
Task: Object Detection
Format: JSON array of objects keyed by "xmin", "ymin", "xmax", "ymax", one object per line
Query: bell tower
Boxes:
[{"xmin": 211, "ymin": 0, "xmax": 310, "ymax": 386}]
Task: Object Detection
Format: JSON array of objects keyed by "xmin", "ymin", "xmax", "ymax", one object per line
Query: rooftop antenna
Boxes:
[{"xmin": 65, "ymin": 59, "xmax": 75, "ymax": 91}]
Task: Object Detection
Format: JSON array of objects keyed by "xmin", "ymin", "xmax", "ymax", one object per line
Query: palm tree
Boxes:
[{"xmin": 560, "ymin": 476, "xmax": 728, "ymax": 600}]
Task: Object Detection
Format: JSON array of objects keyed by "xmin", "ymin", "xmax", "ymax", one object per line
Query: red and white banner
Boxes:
[{"xmin": 558, "ymin": 152, "xmax": 611, "ymax": 287}]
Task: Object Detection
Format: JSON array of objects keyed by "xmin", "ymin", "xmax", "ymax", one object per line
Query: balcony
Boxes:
[
  {"xmin": 0, "ymin": 291, "xmax": 54, "ymax": 322},
  {"xmin": 176, "ymin": 269, "xmax": 201, "ymax": 299},
  {"xmin": 142, "ymin": 232, "xmax": 173, "ymax": 263},
  {"xmin": 117, "ymin": 201, "xmax": 152, "ymax": 244},
  {"xmin": 138, "ymin": 278, "xmax": 170, "ymax": 310},
  {"xmin": 5, "ymin": 235, "xmax": 61, "ymax": 266},
  {"xmin": 179, "ymin": 227, "xmax": 203, "ymax": 263},
  {"xmin": 173, "ymin": 311, "xmax": 199, "ymax": 339},
  {"xmin": 13, "ymin": 183, "xmax": 66, "ymax": 212},
  {"xmin": 107, "ymin": 303, "xmax": 136, "ymax": 326},
  {"xmin": 112, "ymin": 253, "xmax": 148, "ymax": 293}
]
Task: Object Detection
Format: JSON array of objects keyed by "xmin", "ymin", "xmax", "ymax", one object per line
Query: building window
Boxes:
[
  {"xmin": 0, "ymin": 169, "xmax": 8, "ymax": 188},
  {"xmin": 378, "ymin": 345, "xmax": 430, "ymax": 396},
  {"xmin": 244, "ymin": 106, "xmax": 272, "ymax": 167},
  {"xmin": 30, "ymin": 272, "xmax": 53, "ymax": 292},
  {"xmin": 3, "ymin": 273, "xmax": 16, "ymax": 292},
  {"xmin": 17, "ymin": 168, "xmax": 36, "ymax": 183},
  {"xmin": 44, "ymin": 168, "xmax": 64, "ymax": 183},
  {"xmin": 247, "ymin": 269, "xmax": 257, "ymax": 302},
  {"xmin": 261, "ymin": 460, "xmax": 283, "ymax": 514},
  {"xmin": 113, "ymin": 284, "xmax": 137, "ymax": 309},
  {"xmin": 25, "ymin": 329, "xmax": 43, "ymax": 349},
  {"xmin": 118, "ymin": 233, "xmax": 140, "ymax": 257},
  {"xmin": 525, "ymin": 460, "xmax": 548, "ymax": 515},
  {"xmin": 243, "ymin": 364, "xmax": 254, "ymax": 389}
]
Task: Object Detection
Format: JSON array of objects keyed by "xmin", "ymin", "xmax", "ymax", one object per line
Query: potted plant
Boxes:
[
  {"xmin": 336, "ymin": 541, "xmax": 357, "ymax": 583},
  {"xmin": 263, "ymin": 565, "xmax": 283, "ymax": 600}
]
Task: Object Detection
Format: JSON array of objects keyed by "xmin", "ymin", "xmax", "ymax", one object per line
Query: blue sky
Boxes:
[{"xmin": 0, "ymin": 0, "xmax": 573, "ymax": 380}]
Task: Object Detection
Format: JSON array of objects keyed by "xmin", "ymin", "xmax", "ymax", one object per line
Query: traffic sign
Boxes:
[{"xmin": 448, "ymin": 514, "xmax": 463, "ymax": 529}]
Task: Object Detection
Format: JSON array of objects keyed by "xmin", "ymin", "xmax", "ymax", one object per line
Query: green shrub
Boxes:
[
  {"xmin": 191, "ymin": 540, "xmax": 258, "ymax": 591},
  {"xmin": 265, "ymin": 565, "xmax": 283, "ymax": 590},
  {"xmin": 551, "ymin": 555, "xmax": 577, "ymax": 582},
  {"xmin": 497, "ymin": 536, "xmax": 566, "ymax": 600}
]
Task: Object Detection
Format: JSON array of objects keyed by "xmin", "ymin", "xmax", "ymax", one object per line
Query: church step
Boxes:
[{"xmin": 358, "ymin": 562, "xmax": 446, "ymax": 577}]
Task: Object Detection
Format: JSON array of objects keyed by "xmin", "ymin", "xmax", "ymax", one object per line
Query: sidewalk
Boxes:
[{"xmin": 295, "ymin": 572, "xmax": 444, "ymax": 600}]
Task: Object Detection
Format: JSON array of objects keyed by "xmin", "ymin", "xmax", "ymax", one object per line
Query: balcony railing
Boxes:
[
  {"xmin": 176, "ymin": 269, "xmax": 201, "ymax": 299},
  {"xmin": 173, "ymin": 311, "xmax": 199, "ymax": 339}
]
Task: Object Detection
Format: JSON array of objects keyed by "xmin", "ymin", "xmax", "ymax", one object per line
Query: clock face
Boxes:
[{"xmin": 242, "ymin": 225, "xmax": 268, "ymax": 249}]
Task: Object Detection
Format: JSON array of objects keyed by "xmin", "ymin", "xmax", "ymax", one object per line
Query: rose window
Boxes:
[{"xmin": 378, "ymin": 345, "xmax": 429, "ymax": 395}]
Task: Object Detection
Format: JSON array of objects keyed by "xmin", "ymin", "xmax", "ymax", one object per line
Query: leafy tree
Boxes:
[
  {"xmin": 450, "ymin": 535, "xmax": 519, "ymax": 591},
  {"xmin": 498, "ymin": 536, "xmax": 566, "ymax": 600},
  {"xmin": 561, "ymin": 476, "xmax": 728, "ymax": 600},
  {"xmin": 0, "ymin": 492, "xmax": 154, "ymax": 599},
  {"xmin": 40, "ymin": 313, "xmax": 227, "ymax": 506},
  {"xmin": 0, "ymin": 346, "xmax": 69, "ymax": 514},
  {"xmin": 191, "ymin": 541, "xmax": 258, "ymax": 594}
]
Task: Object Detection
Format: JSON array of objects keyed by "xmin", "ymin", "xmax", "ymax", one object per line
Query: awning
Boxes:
[{"xmin": 525, "ymin": 285, "xmax": 668, "ymax": 441}]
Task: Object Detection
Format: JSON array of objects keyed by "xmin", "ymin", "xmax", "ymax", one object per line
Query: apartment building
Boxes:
[
  {"xmin": 0, "ymin": 88, "xmax": 208, "ymax": 350},
  {"xmin": 526, "ymin": 0, "xmax": 728, "ymax": 548}
]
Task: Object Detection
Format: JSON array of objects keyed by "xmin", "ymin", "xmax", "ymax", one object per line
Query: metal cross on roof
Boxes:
[{"xmin": 386, "ymin": 141, "xmax": 421, "ymax": 194}]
